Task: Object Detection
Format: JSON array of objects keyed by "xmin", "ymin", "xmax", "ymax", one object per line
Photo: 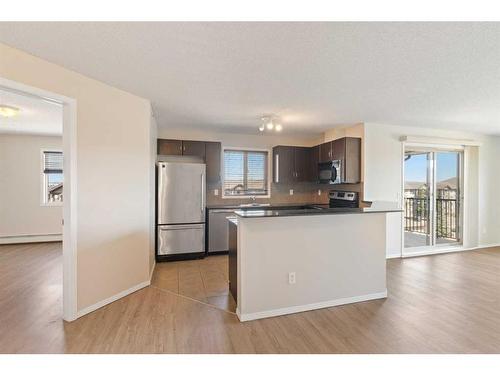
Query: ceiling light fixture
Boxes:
[
  {"xmin": 260, "ymin": 115, "xmax": 283, "ymax": 133},
  {"xmin": 0, "ymin": 105, "xmax": 20, "ymax": 118}
]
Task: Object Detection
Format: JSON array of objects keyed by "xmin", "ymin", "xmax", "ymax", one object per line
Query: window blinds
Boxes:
[
  {"xmin": 43, "ymin": 151, "xmax": 63, "ymax": 174},
  {"xmin": 223, "ymin": 150, "xmax": 268, "ymax": 196}
]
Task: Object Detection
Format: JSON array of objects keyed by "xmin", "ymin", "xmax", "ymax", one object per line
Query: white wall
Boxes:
[
  {"xmin": 149, "ymin": 112, "xmax": 158, "ymax": 275},
  {"xmin": 1, "ymin": 43, "xmax": 153, "ymax": 314},
  {"xmin": 363, "ymin": 122, "xmax": 500, "ymax": 257},
  {"xmin": 0, "ymin": 134, "xmax": 63, "ymax": 238}
]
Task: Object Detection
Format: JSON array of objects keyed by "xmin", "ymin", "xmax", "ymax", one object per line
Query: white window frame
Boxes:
[
  {"xmin": 222, "ymin": 146, "xmax": 271, "ymax": 199},
  {"xmin": 401, "ymin": 142, "xmax": 466, "ymax": 257},
  {"xmin": 41, "ymin": 148, "xmax": 63, "ymax": 207}
]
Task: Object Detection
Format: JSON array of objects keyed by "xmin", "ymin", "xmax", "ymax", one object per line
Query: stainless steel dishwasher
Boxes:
[{"xmin": 207, "ymin": 209, "xmax": 236, "ymax": 253}]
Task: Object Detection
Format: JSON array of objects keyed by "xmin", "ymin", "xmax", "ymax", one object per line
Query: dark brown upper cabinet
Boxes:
[
  {"xmin": 273, "ymin": 146, "xmax": 313, "ymax": 183},
  {"xmin": 334, "ymin": 137, "xmax": 361, "ymax": 184},
  {"xmin": 294, "ymin": 147, "xmax": 312, "ymax": 182},
  {"xmin": 158, "ymin": 138, "xmax": 222, "ymax": 185},
  {"xmin": 273, "ymin": 146, "xmax": 295, "ymax": 184},
  {"xmin": 158, "ymin": 139, "xmax": 182, "ymax": 155},
  {"xmin": 205, "ymin": 141, "xmax": 222, "ymax": 185},
  {"xmin": 319, "ymin": 141, "xmax": 332, "ymax": 162},
  {"xmin": 332, "ymin": 137, "xmax": 346, "ymax": 161},
  {"xmin": 310, "ymin": 145, "xmax": 320, "ymax": 182},
  {"xmin": 182, "ymin": 140, "xmax": 206, "ymax": 158}
]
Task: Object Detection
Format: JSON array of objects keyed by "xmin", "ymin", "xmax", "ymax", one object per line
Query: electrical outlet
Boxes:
[
  {"xmin": 288, "ymin": 272, "xmax": 296, "ymax": 284},
  {"xmin": 318, "ymin": 189, "xmax": 321, "ymax": 196},
  {"xmin": 214, "ymin": 189, "xmax": 219, "ymax": 196},
  {"xmin": 289, "ymin": 189, "xmax": 294, "ymax": 195}
]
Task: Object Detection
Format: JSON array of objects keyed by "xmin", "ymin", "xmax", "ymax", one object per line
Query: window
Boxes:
[
  {"xmin": 42, "ymin": 150, "xmax": 63, "ymax": 205},
  {"xmin": 223, "ymin": 149, "xmax": 269, "ymax": 197}
]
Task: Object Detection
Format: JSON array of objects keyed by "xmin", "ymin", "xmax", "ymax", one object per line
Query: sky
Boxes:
[{"xmin": 405, "ymin": 152, "xmax": 459, "ymax": 182}]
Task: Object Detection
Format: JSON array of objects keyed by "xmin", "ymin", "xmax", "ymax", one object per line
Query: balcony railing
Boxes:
[{"xmin": 404, "ymin": 189, "xmax": 458, "ymax": 240}]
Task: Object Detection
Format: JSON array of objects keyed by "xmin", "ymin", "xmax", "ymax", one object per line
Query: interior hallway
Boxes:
[{"xmin": 2, "ymin": 242, "xmax": 500, "ymax": 353}]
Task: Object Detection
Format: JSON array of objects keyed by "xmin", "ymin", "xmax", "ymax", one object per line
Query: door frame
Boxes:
[
  {"xmin": 0, "ymin": 77, "xmax": 78, "ymax": 321},
  {"xmin": 401, "ymin": 142, "xmax": 465, "ymax": 257}
]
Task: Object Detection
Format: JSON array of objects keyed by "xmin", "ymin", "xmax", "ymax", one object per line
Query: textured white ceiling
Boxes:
[
  {"xmin": 0, "ymin": 88, "xmax": 62, "ymax": 135},
  {"xmin": 1, "ymin": 22, "xmax": 499, "ymax": 135}
]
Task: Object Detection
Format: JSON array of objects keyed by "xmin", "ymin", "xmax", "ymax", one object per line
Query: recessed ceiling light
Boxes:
[{"xmin": 0, "ymin": 105, "xmax": 20, "ymax": 118}]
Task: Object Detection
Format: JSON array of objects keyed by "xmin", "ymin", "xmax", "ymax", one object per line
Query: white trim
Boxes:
[
  {"xmin": 236, "ymin": 290, "xmax": 387, "ymax": 322},
  {"xmin": 0, "ymin": 77, "xmax": 79, "ymax": 322},
  {"xmin": 76, "ymin": 279, "xmax": 151, "ymax": 319},
  {"xmin": 400, "ymin": 135, "xmax": 481, "ymax": 147},
  {"xmin": 221, "ymin": 146, "xmax": 271, "ymax": 199},
  {"xmin": 0, "ymin": 234, "xmax": 62, "ymax": 244},
  {"xmin": 149, "ymin": 261, "xmax": 156, "ymax": 282},
  {"xmin": 401, "ymin": 143, "xmax": 466, "ymax": 256}
]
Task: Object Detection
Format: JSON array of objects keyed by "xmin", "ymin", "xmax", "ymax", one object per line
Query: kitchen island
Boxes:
[{"xmin": 229, "ymin": 207, "xmax": 400, "ymax": 322}]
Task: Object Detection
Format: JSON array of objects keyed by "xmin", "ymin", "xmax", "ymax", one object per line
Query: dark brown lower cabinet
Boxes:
[{"xmin": 228, "ymin": 220, "xmax": 238, "ymax": 303}]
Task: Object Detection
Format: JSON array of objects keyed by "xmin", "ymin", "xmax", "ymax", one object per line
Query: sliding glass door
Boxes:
[{"xmin": 403, "ymin": 148, "xmax": 463, "ymax": 252}]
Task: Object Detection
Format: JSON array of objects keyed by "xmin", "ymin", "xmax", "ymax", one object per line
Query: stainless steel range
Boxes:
[{"xmin": 328, "ymin": 191, "xmax": 359, "ymax": 208}]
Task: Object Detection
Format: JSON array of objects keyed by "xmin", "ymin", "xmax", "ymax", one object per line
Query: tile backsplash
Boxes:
[{"xmin": 207, "ymin": 181, "xmax": 363, "ymax": 206}]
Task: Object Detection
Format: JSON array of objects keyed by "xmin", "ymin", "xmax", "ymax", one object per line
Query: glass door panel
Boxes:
[
  {"xmin": 435, "ymin": 152, "xmax": 461, "ymax": 245},
  {"xmin": 404, "ymin": 152, "xmax": 432, "ymax": 248}
]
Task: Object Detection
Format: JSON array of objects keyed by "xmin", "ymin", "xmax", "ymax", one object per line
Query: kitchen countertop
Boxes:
[{"xmin": 233, "ymin": 206, "xmax": 402, "ymax": 218}]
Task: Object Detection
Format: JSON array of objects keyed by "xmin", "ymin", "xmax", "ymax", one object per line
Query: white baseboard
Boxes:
[
  {"xmin": 149, "ymin": 261, "xmax": 156, "ymax": 282},
  {"xmin": 0, "ymin": 234, "xmax": 62, "ymax": 244},
  {"xmin": 401, "ymin": 243, "xmax": 500, "ymax": 258},
  {"xmin": 237, "ymin": 290, "xmax": 387, "ymax": 322},
  {"xmin": 386, "ymin": 253, "xmax": 401, "ymax": 259},
  {"xmin": 76, "ymin": 279, "xmax": 151, "ymax": 319}
]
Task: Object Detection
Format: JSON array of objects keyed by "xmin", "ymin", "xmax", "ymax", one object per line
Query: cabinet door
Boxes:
[
  {"xmin": 332, "ymin": 137, "xmax": 346, "ymax": 161},
  {"xmin": 294, "ymin": 147, "xmax": 311, "ymax": 182},
  {"xmin": 205, "ymin": 141, "xmax": 222, "ymax": 185},
  {"xmin": 182, "ymin": 140, "xmax": 206, "ymax": 158},
  {"xmin": 309, "ymin": 145, "xmax": 320, "ymax": 182},
  {"xmin": 273, "ymin": 146, "xmax": 295, "ymax": 184},
  {"xmin": 319, "ymin": 141, "xmax": 332, "ymax": 162},
  {"xmin": 344, "ymin": 137, "xmax": 361, "ymax": 183},
  {"xmin": 158, "ymin": 139, "xmax": 182, "ymax": 155}
]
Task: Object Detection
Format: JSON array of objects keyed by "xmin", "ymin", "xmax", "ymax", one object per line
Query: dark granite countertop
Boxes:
[{"xmin": 233, "ymin": 207, "xmax": 402, "ymax": 218}]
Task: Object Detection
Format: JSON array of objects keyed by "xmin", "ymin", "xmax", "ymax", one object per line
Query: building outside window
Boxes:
[
  {"xmin": 223, "ymin": 149, "xmax": 269, "ymax": 197},
  {"xmin": 42, "ymin": 150, "xmax": 63, "ymax": 205}
]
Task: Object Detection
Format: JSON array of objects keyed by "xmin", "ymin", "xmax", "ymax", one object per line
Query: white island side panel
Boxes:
[{"xmin": 237, "ymin": 213, "xmax": 387, "ymax": 321}]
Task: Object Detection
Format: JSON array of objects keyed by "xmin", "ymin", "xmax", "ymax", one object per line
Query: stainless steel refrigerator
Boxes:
[{"xmin": 157, "ymin": 157, "xmax": 206, "ymax": 257}]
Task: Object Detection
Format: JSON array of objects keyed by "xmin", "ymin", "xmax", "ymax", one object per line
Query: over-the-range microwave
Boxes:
[{"xmin": 318, "ymin": 160, "xmax": 342, "ymax": 184}]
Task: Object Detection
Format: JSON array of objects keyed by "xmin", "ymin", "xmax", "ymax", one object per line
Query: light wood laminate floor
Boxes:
[{"xmin": 2, "ymin": 242, "xmax": 500, "ymax": 353}]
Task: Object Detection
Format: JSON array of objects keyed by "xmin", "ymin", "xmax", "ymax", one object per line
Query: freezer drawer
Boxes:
[{"xmin": 158, "ymin": 224, "xmax": 205, "ymax": 256}]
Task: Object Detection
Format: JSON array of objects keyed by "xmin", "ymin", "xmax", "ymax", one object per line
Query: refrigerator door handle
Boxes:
[{"xmin": 201, "ymin": 173, "xmax": 205, "ymax": 213}]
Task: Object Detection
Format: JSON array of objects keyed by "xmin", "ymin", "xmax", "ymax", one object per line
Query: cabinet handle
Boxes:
[{"xmin": 275, "ymin": 154, "xmax": 279, "ymax": 183}]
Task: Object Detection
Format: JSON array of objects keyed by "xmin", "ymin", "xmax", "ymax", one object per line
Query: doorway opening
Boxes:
[
  {"xmin": 0, "ymin": 77, "xmax": 77, "ymax": 321},
  {"xmin": 403, "ymin": 146, "xmax": 464, "ymax": 254}
]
